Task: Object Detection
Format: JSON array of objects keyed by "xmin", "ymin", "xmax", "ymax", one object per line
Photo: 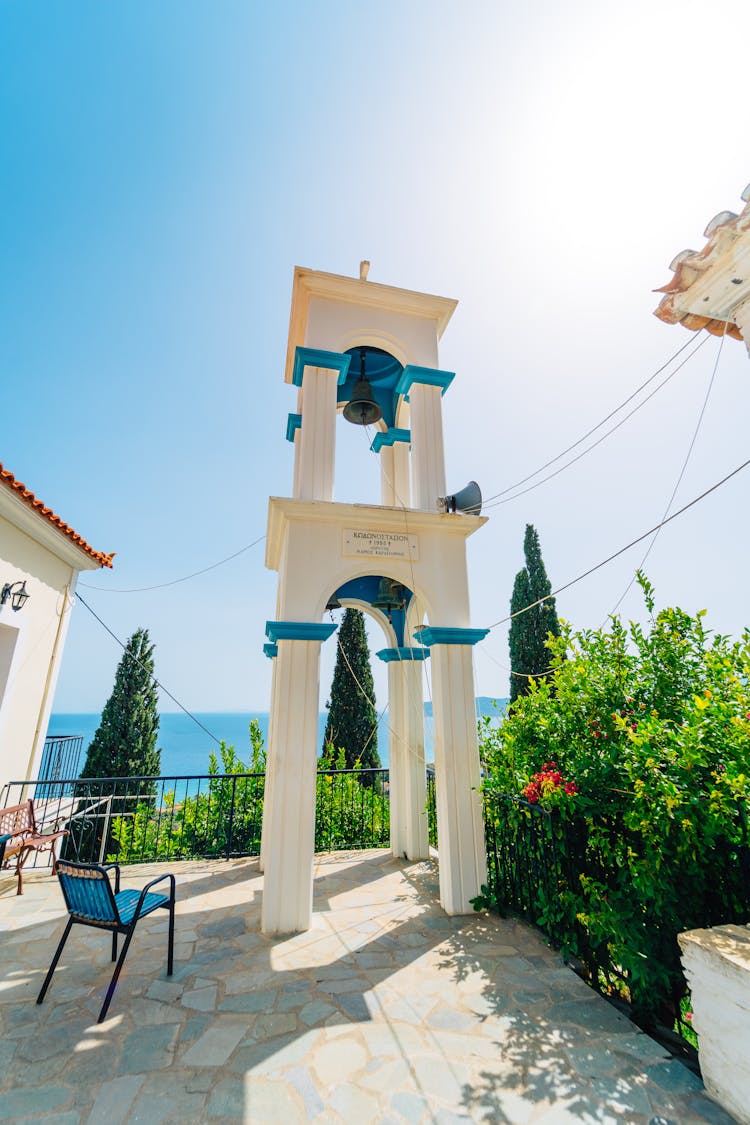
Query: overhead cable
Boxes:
[
  {"xmin": 75, "ymin": 592, "xmax": 222, "ymax": 745},
  {"xmin": 486, "ymin": 452, "xmax": 750, "ymax": 631},
  {"xmin": 607, "ymin": 325, "xmax": 728, "ymax": 619},
  {"xmin": 482, "ymin": 332, "xmax": 710, "ymax": 510},
  {"xmin": 80, "ymin": 535, "xmax": 267, "ymax": 593}
]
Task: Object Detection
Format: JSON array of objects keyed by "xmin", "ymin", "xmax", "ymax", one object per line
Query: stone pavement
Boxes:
[{"xmin": 0, "ymin": 850, "xmax": 737, "ymax": 1124}]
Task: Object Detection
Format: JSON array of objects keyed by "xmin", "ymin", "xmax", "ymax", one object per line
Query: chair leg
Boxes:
[
  {"xmin": 98, "ymin": 927, "xmax": 135, "ymax": 1023},
  {"xmin": 112, "ymin": 932, "xmax": 118, "ymax": 962},
  {"xmin": 167, "ymin": 900, "xmax": 175, "ymax": 976},
  {"xmin": 37, "ymin": 917, "xmax": 74, "ymax": 1005}
]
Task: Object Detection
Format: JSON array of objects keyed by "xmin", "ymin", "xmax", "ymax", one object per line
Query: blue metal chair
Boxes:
[{"xmin": 37, "ymin": 860, "xmax": 176, "ymax": 1023}]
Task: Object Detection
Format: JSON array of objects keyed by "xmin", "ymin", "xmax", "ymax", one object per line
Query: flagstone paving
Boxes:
[{"xmin": 0, "ymin": 851, "xmax": 737, "ymax": 1124}]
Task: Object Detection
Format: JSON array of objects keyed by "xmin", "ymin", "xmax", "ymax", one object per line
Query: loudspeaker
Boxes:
[{"xmin": 440, "ymin": 481, "xmax": 482, "ymax": 515}]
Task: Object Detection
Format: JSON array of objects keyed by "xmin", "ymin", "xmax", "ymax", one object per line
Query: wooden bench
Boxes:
[{"xmin": 0, "ymin": 800, "xmax": 68, "ymax": 895}]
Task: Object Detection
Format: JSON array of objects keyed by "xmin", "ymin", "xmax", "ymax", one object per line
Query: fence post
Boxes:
[{"xmin": 226, "ymin": 776, "xmax": 238, "ymax": 859}]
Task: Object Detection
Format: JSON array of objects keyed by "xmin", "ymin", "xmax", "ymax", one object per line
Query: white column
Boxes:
[
  {"xmin": 261, "ymin": 638, "xmax": 324, "ymax": 934},
  {"xmin": 402, "ymin": 658, "xmax": 429, "ymax": 859},
  {"xmin": 258, "ymin": 652, "xmax": 279, "ymax": 874},
  {"xmin": 387, "ymin": 659, "xmax": 406, "ymax": 857},
  {"xmin": 380, "ymin": 445, "xmax": 397, "ymax": 507},
  {"xmin": 393, "ymin": 440, "xmax": 411, "ymax": 508},
  {"xmin": 429, "ymin": 643, "xmax": 487, "ymax": 914},
  {"xmin": 297, "ymin": 366, "xmax": 338, "ymax": 502},
  {"xmin": 409, "ymin": 383, "xmax": 446, "ymax": 511}
]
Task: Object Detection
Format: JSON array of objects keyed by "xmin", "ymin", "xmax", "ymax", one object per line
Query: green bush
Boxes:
[{"xmin": 479, "ymin": 575, "xmax": 750, "ymax": 1026}]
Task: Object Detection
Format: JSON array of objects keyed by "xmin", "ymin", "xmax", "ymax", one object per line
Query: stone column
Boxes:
[
  {"xmin": 261, "ymin": 621, "xmax": 336, "ymax": 935},
  {"xmin": 258, "ymin": 643, "xmax": 278, "ymax": 874},
  {"xmin": 395, "ymin": 367, "xmax": 454, "ymax": 512},
  {"xmin": 377, "ymin": 646, "xmax": 430, "ymax": 861},
  {"xmin": 291, "ymin": 349, "xmax": 351, "ymax": 503},
  {"xmin": 414, "ymin": 627, "xmax": 488, "ymax": 914},
  {"xmin": 371, "ymin": 428, "xmax": 412, "ymax": 509},
  {"xmin": 297, "ymin": 367, "xmax": 337, "ymax": 501}
]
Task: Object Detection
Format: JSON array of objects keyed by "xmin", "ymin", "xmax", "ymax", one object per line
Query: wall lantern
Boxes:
[
  {"xmin": 342, "ymin": 348, "xmax": 383, "ymax": 426},
  {"xmin": 1, "ymin": 580, "xmax": 30, "ymax": 612}
]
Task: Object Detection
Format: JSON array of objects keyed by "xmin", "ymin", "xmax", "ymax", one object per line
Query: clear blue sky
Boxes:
[{"xmin": 3, "ymin": 1, "xmax": 750, "ymax": 718}]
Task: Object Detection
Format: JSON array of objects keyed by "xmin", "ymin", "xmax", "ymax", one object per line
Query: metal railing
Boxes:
[
  {"xmin": 36, "ymin": 735, "xmax": 83, "ymax": 796},
  {"xmin": 483, "ymin": 791, "xmax": 563, "ymax": 940},
  {"xmin": 0, "ymin": 768, "xmax": 396, "ymax": 867}
]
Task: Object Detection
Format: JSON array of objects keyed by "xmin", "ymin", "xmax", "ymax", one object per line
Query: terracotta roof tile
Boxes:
[
  {"xmin": 654, "ymin": 184, "xmax": 750, "ymax": 341},
  {"xmin": 0, "ymin": 462, "xmax": 114, "ymax": 568}
]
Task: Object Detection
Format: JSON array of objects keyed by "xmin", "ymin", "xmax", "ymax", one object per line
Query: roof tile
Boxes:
[{"xmin": 0, "ymin": 462, "xmax": 114, "ymax": 568}]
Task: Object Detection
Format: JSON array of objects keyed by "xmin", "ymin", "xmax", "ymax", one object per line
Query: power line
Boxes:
[
  {"xmin": 482, "ymin": 332, "xmax": 710, "ymax": 511},
  {"xmin": 486, "ymin": 452, "xmax": 750, "ymax": 631},
  {"xmin": 80, "ymin": 535, "xmax": 267, "ymax": 593},
  {"xmin": 75, "ymin": 592, "xmax": 222, "ymax": 745},
  {"xmin": 606, "ymin": 325, "xmax": 727, "ymax": 620}
]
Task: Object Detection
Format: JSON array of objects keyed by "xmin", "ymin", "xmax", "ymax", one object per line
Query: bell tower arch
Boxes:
[{"xmin": 261, "ymin": 266, "xmax": 489, "ymax": 935}]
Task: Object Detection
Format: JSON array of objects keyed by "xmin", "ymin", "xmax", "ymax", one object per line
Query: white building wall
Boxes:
[{"xmin": 0, "ymin": 518, "xmax": 77, "ymax": 789}]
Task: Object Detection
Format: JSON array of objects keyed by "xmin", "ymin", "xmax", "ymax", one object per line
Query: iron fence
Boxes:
[
  {"xmin": 483, "ymin": 790, "xmax": 564, "ymax": 941},
  {"xmin": 0, "ymin": 768, "xmax": 395, "ymax": 868},
  {"xmin": 36, "ymin": 735, "xmax": 83, "ymax": 796}
]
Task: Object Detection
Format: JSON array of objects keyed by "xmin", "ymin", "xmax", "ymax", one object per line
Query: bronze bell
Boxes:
[
  {"xmin": 342, "ymin": 348, "xmax": 383, "ymax": 426},
  {"xmin": 372, "ymin": 578, "xmax": 405, "ymax": 622}
]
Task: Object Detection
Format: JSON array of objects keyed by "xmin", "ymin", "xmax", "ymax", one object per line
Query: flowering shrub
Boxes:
[
  {"xmin": 478, "ymin": 574, "xmax": 750, "ymax": 1028},
  {"xmin": 521, "ymin": 761, "xmax": 578, "ymax": 804}
]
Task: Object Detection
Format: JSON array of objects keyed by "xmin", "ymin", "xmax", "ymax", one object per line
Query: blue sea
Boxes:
[{"xmin": 47, "ymin": 698, "xmax": 506, "ymax": 777}]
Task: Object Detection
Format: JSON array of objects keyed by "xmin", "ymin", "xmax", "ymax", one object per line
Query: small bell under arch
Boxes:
[{"xmin": 342, "ymin": 348, "xmax": 383, "ymax": 426}]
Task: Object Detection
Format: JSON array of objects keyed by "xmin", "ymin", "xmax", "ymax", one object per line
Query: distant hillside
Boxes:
[{"xmin": 424, "ymin": 697, "xmax": 508, "ymax": 719}]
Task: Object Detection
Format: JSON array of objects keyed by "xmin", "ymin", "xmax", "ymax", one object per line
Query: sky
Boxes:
[{"xmin": 3, "ymin": 0, "xmax": 750, "ymax": 723}]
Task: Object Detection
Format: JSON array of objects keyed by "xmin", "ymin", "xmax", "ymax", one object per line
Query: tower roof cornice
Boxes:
[{"xmin": 285, "ymin": 267, "xmax": 458, "ymax": 384}]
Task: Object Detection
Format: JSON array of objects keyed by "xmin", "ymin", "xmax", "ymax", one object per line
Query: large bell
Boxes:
[
  {"xmin": 342, "ymin": 348, "xmax": 383, "ymax": 426},
  {"xmin": 372, "ymin": 578, "xmax": 405, "ymax": 622},
  {"xmin": 325, "ymin": 592, "xmax": 342, "ymax": 612}
]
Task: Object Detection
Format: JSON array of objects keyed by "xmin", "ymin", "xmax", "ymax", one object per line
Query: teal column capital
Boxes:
[
  {"xmin": 370, "ymin": 428, "xmax": 411, "ymax": 454},
  {"xmin": 292, "ymin": 347, "xmax": 351, "ymax": 387},
  {"xmin": 412, "ymin": 626, "xmax": 489, "ymax": 647},
  {"xmin": 265, "ymin": 620, "xmax": 338, "ymax": 643},
  {"xmin": 395, "ymin": 366, "xmax": 455, "ymax": 401},
  {"xmin": 263, "ymin": 643, "xmax": 278, "ymax": 659},
  {"xmin": 375, "ymin": 646, "xmax": 430, "ymax": 663},
  {"xmin": 285, "ymin": 413, "xmax": 302, "ymax": 443}
]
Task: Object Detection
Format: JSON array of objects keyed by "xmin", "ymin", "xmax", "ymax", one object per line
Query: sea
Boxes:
[{"xmin": 47, "ymin": 698, "xmax": 507, "ymax": 777}]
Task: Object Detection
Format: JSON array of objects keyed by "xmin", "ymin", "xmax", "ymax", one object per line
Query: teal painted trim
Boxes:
[
  {"xmin": 292, "ymin": 347, "xmax": 351, "ymax": 387},
  {"xmin": 376, "ymin": 647, "xmax": 430, "ymax": 663},
  {"xmin": 395, "ymin": 365, "xmax": 455, "ymax": 401},
  {"xmin": 286, "ymin": 413, "xmax": 302, "ymax": 443},
  {"xmin": 370, "ymin": 428, "xmax": 411, "ymax": 453},
  {"xmin": 265, "ymin": 620, "xmax": 338, "ymax": 643},
  {"xmin": 263, "ymin": 643, "xmax": 278, "ymax": 659},
  {"xmin": 412, "ymin": 626, "xmax": 489, "ymax": 647}
]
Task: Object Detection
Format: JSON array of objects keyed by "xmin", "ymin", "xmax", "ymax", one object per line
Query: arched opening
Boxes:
[
  {"xmin": 315, "ymin": 573, "xmax": 431, "ymax": 865},
  {"xmin": 334, "ymin": 346, "xmax": 406, "ymax": 507}
]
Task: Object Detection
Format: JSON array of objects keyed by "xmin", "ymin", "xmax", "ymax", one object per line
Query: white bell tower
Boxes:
[{"xmin": 261, "ymin": 265, "xmax": 489, "ymax": 935}]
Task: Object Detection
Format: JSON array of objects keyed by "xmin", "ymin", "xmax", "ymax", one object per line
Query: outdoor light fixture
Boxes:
[
  {"xmin": 1, "ymin": 580, "xmax": 30, "ymax": 612},
  {"xmin": 342, "ymin": 348, "xmax": 383, "ymax": 426}
]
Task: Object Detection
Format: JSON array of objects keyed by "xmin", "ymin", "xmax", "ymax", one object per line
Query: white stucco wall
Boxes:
[
  {"xmin": 679, "ymin": 925, "xmax": 750, "ymax": 1125},
  {"xmin": 0, "ymin": 491, "xmax": 106, "ymax": 792}
]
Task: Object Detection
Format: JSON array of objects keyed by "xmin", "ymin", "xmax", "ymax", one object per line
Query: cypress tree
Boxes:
[
  {"xmin": 81, "ymin": 627, "xmax": 161, "ymax": 782},
  {"xmin": 323, "ymin": 608, "xmax": 380, "ymax": 770},
  {"xmin": 508, "ymin": 524, "xmax": 561, "ymax": 703}
]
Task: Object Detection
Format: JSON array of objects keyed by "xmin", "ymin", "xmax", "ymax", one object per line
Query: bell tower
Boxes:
[{"xmin": 261, "ymin": 265, "xmax": 489, "ymax": 935}]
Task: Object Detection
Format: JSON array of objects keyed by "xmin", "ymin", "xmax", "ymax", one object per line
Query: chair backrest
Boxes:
[
  {"xmin": 56, "ymin": 861, "xmax": 120, "ymax": 926},
  {"xmin": 0, "ymin": 800, "xmax": 35, "ymax": 838}
]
